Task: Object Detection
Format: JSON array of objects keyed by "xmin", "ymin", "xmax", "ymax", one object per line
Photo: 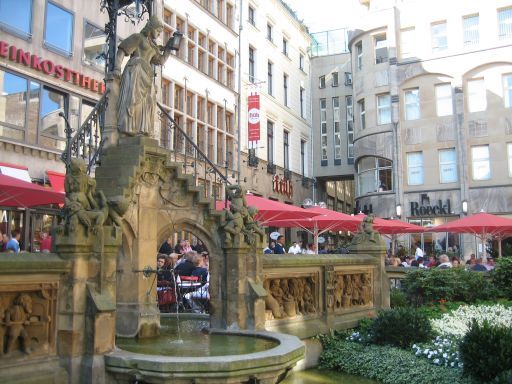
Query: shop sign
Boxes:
[
  {"xmin": 0, "ymin": 40, "xmax": 105, "ymax": 95},
  {"xmin": 410, "ymin": 198, "xmax": 451, "ymax": 217},
  {"xmin": 272, "ymin": 175, "xmax": 293, "ymax": 199}
]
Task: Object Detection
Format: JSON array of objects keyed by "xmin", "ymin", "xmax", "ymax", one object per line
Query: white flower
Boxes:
[{"xmin": 433, "ymin": 358, "xmax": 440, "ymax": 364}]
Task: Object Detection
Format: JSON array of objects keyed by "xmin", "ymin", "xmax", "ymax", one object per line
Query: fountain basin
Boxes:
[{"xmin": 106, "ymin": 317, "xmax": 305, "ymax": 384}]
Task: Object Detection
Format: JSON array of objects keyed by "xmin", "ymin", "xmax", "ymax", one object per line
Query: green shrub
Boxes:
[
  {"xmin": 370, "ymin": 307, "xmax": 432, "ymax": 348},
  {"xmin": 402, "ymin": 268, "xmax": 495, "ymax": 305},
  {"xmin": 390, "ymin": 287, "xmax": 408, "ymax": 308},
  {"xmin": 492, "ymin": 257, "xmax": 512, "ymax": 299},
  {"xmin": 459, "ymin": 320, "xmax": 512, "ymax": 383},
  {"xmin": 319, "ymin": 340, "xmax": 470, "ymax": 384}
]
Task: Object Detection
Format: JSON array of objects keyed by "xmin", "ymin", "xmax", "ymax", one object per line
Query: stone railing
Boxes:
[
  {"xmin": 262, "ymin": 253, "xmax": 388, "ymax": 339},
  {"xmin": 385, "ymin": 266, "xmax": 408, "ymax": 289}
]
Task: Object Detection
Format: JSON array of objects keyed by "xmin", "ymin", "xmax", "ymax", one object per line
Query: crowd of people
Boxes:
[
  {"xmin": 386, "ymin": 250, "xmax": 496, "ymax": 271},
  {"xmin": 263, "ymin": 236, "xmax": 336, "ymax": 255},
  {"xmin": 0, "ymin": 230, "xmax": 52, "ymax": 253},
  {"xmin": 156, "ymin": 237, "xmax": 209, "ymax": 313}
]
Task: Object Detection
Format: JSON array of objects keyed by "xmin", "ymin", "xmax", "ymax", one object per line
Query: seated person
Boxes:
[
  {"xmin": 158, "ymin": 237, "xmax": 174, "ymax": 255},
  {"xmin": 174, "ymin": 251, "xmax": 197, "ymax": 276},
  {"xmin": 191, "ymin": 255, "xmax": 208, "ymax": 284},
  {"xmin": 184, "ymin": 274, "xmax": 209, "ymax": 313},
  {"xmin": 156, "ymin": 254, "xmax": 174, "ymax": 285}
]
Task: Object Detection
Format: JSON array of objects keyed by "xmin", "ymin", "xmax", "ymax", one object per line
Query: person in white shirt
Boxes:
[
  {"xmin": 414, "ymin": 243, "xmax": 424, "ymax": 260},
  {"xmin": 288, "ymin": 241, "xmax": 302, "ymax": 255}
]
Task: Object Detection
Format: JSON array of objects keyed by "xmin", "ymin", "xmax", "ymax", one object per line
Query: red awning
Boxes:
[
  {"xmin": 0, "ymin": 174, "xmax": 65, "ymax": 208},
  {"xmin": 431, "ymin": 212, "xmax": 512, "ymax": 239},
  {"xmin": 46, "ymin": 170, "xmax": 65, "ymax": 193}
]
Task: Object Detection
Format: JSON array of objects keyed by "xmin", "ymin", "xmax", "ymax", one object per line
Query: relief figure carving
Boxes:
[{"xmin": 5, "ymin": 294, "xmax": 32, "ymax": 355}]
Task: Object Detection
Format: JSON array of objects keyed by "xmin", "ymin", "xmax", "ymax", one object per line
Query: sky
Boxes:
[{"xmin": 283, "ymin": 0, "xmax": 368, "ymax": 33}]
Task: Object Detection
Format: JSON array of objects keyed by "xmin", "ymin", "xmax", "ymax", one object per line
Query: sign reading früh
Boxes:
[{"xmin": 247, "ymin": 94, "xmax": 260, "ymax": 142}]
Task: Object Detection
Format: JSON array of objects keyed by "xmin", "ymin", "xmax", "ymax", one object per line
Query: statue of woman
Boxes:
[{"xmin": 114, "ymin": 16, "xmax": 176, "ymax": 136}]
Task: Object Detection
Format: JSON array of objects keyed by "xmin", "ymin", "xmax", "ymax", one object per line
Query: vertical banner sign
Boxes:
[{"xmin": 248, "ymin": 94, "xmax": 260, "ymax": 147}]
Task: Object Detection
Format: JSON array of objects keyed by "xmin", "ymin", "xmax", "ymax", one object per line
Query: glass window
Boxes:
[
  {"xmin": 248, "ymin": 47, "xmax": 255, "ymax": 83},
  {"xmin": 431, "ymin": 21, "xmax": 448, "ymax": 52},
  {"xmin": 301, "ymin": 140, "xmax": 306, "ymax": 176},
  {"xmin": 508, "ymin": 143, "xmax": 512, "ymax": 177},
  {"xmin": 0, "ymin": 0, "xmax": 32, "ymax": 36},
  {"xmin": 374, "ymin": 34, "xmax": 388, "ymax": 64},
  {"xmin": 320, "ymin": 98, "xmax": 327, "ymax": 161},
  {"xmin": 467, "ymin": 79, "xmax": 486, "ymax": 112},
  {"xmin": 346, "ymin": 96, "xmax": 354, "ymax": 162},
  {"xmin": 319, "ymin": 75, "xmax": 325, "ymax": 89},
  {"xmin": 404, "ymin": 88, "xmax": 420, "ymax": 120},
  {"xmin": 283, "ymin": 131, "xmax": 289, "ymax": 169},
  {"xmin": 248, "ymin": 6, "xmax": 255, "ymax": 25},
  {"xmin": 267, "ymin": 23, "xmax": 273, "ymax": 41},
  {"xmin": 299, "ymin": 54, "xmax": 304, "ymax": 70},
  {"xmin": 44, "ymin": 2, "xmax": 74, "ymax": 56},
  {"xmin": 400, "ymin": 28, "xmax": 415, "ymax": 59},
  {"xmin": 267, "ymin": 120, "xmax": 274, "ymax": 164},
  {"xmin": 471, "ymin": 145, "xmax": 490, "ymax": 180},
  {"xmin": 498, "ymin": 7, "xmax": 512, "ymax": 40},
  {"xmin": 83, "ymin": 22, "xmax": 107, "ymax": 71},
  {"xmin": 357, "ymin": 157, "xmax": 392, "ymax": 195},
  {"xmin": 333, "ymin": 97, "xmax": 341, "ymax": 160},
  {"xmin": 300, "ymin": 87, "xmax": 305, "ymax": 118},
  {"xmin": 503, "ymin": 74, "xmax": 512, "ymax": 108},
  {"xmin": 0, "ymin": 71, "xmax": 28, "ymax": 129},
  {"xmin": 332, "ymin": 72, "xmax": 339, "ymax": 87},
  {"xmin": 463, "ymin": 14, "xmax": 479, "ymax": 46},
  {"xmin": 377, "ymin": 94, "xmax": 391, "ymax": 125},
  {"xmin": 282, "ymin": 38, "xmax": 288, "ymax": 56},
  {"xmin": 40, "ymin": 86, "xmax": 67, "ymax": 140},
  {"xmin": 283, "ymin": 74, "xmax": 288, "ymax": 106},
  {"xmin": 358, "ymin": 99, "xmax": 365, "ymax": 129},
  {"xmin": 407, "ymin": 152, "xmax": 424, "ymax": 185},
  {"xmin": 267, "ymin": 61, "xmax": 273, "ymax": 95},
  {"xmin": 439, "ymin": 148, "xmax": 458, "ymax": 183},
  {"xmin": 356, "ymin": 41, "xmax": 363, "ymax": 70},
  {"xmin": 435, "ymin": 83, "xmax": 453, "ymax": 116}
]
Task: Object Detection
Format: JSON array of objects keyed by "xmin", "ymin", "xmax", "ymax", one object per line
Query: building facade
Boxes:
[{"xmin": 348, "ymin": 0, "xmax": 512, "ymax": 256}]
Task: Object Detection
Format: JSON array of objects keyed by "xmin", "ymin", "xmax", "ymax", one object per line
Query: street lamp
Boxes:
[
  {"xmin": 396, "ymin": 204, "xmax": 402, "ymax": 218},
  {"xmin": 462, "ymin": 200, "xmax": 468, "ymax": 215},
  {"xmin": 166, "ymin": 31, "xmax": 183, "ymax": 51}
]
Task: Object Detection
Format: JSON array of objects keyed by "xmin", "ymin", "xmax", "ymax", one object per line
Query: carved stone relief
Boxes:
[
  {"xmin": 326, "ymin": 270, "xmax": 373, "ymax": 313},
  {"xmin": 263, "ymin": 275, "xmax": 318, "ymax": 320},
  {"xmin": 0, "ymin": 284, "xmax": 58, "ymax": 358}
]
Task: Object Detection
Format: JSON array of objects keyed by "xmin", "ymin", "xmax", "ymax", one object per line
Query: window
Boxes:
[
  {"xmin": 471, "ymin": 145, "xmax": 491, "ymax": 180},
  {"xmin": 282, "ymin": 38, "xmax": 288, "ymax": 56},
  {"xmin": 83, "ymin": 22, "xmax": 107, "ymax": 71},
  {"xmin": 44, "ymin": 2, "xmax": 74, "ymax": 56},
  {"xmin": 344, "ymin": 72, "xmax": 352, "ymax": 86},
  {"xmin": 346, "ymin": 96, "xmax": 354, "ymax": 162},
  {"xmin": 407, "ymin": 152, "xmax": 424, "ymax": 185},
  {"xmin": 435, "ymin": 83, "xmax": 453, "ymax": 116},
  {"xmin": 283, "ymin": 131, "xmax": 289, "ymax": 170},
  {"xmin": 249, "ymin": 46, "xmax": 255, "ymax": 83},
  {"xmin": 377, "ymin": 94, "xmax": 391, "ymax": 125},
  {"xmin": 400, "ymin": 28, "xmax": 415, "ymax": 59},
  {"xmin": 358, "ymin": 99, "xmax": 366, "ymax": 130},
  {"xmin": 463, "ymin": 14, "xmax": 479, "ymax": 46},
  {"xmin": 267, "ymin": 121, "xmax": 274, "ymax": 164},
  {"xmin": 300, "ymin": 87, "xmax": 305, "ymax": 118},
  {"xmin": 374, "ymin": 34, "xmax": 388, "ymax": 64},
  {"xmin": 503, "ymin": 74, "xmax": 512, "ymax": 107},
  {"xmin": 431, "ymin": 21, "xmax": 448, "ymax": 52},
  {"xmin": 283, "ymin": 74, "xmax": 288, "ymax": 106},
  {"xmin": 498, "ymin": 7, "xmax": 512, "ymax": 40},
  {"xmin": 356, "ymin": 41, "xmax": 363, "ymax": 70},
  {"xmin": 319, "ymin": 75, "xmax": 325, "ymax": 89},
  {"xmin": 333, "ymin": 97, "xmax": 341, "ymax": 160},
  {"xmin": 41, "ymin": 85, "xmax": 68, "ymax": 142},
  {"xmin": 508, "ymin": 143, "xmax": 512, "ymax": 177},
  {"xmin": 404, "ymin": 88, "xmax": 420, "ymax": 120},
  {"xmin": 439, "ymin": 148, "xmax": 458, "ymax": 183},
  {"xmin": 267, "ymin": 23, "xmax": 273, "ymax": 41},
  {"xmin": 299, "ymin": 54, "xmax": 304, "ymax": 70},
  {"xmin": 248, "ymin": 5, "xmax": 255, "ymax": 25},
  {"xmin": 332, "ymin": 72, "xmax": 339, "ymax": 87},
  {"xmin": 357, "ymin": 157, "xmax": 392, "ymax": 195},
  {"xmin": 320, "ymin": 99, "xmax": 327, "ymax": 161},
  {"xmin": 267, "ymin": 61, "xmax": 273, "ymax": 95},
  {"xmin": 0, "ymin": 0, "xmax": 32, "ymax": 36},
  {"xmin": 301, "ymin": 140, "xmax": 306, "ymax": 176},
  {"xmin": 467, "ymin": 79, "xmax": 486, "ymax": 112},
  {"xmin": 0, "ymin": 70, "xmax": 28, "ymax": 140}
]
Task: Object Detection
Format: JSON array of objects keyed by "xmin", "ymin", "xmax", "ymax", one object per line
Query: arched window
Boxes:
[{"xmin": 357, "ymin": 157, "xmax": 393, "ymax": 195}]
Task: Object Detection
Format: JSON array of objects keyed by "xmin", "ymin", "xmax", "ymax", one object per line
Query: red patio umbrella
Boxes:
[
  {"xmin": 215, "ymin": 194, "xmax": 319, "ymax": 225},
  {"xmin": 431, "ymin": 212, "xmax": 512, "ymax": 257},
  {"xmin": 0, "ymin": 174, "xmax": 65, "ymax": 208}
]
